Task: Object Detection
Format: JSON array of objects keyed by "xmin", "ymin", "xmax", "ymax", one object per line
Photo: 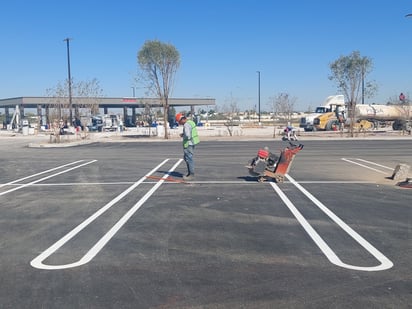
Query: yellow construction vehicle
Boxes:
[
  {"xmin": 312, "ymin": 103, "xmax": 347, "ymax": 131},
  {"xmin": 299, "ymin": 95, "xmax": 344, "ymax": 131},
  {"xmin": 314, "ymin": 103, "xmax": 412, "ymax": 131}
]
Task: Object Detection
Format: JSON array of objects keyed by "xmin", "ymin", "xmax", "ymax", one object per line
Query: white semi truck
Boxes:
[{"xmin": 299, "ymin": 95, "xmax": 345, "ymax": 131}]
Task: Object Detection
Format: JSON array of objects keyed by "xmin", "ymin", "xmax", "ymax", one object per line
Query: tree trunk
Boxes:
[
  {"xmin": 349, "ymin": 101, "xmax": 355, "ymax": 137},
  {"xmin": 163, "ymin": 104, "xmax": 169, "ymax": 139}
]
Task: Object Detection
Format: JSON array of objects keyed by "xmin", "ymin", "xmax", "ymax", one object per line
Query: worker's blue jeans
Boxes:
[{"xmin": 183, "ymin": 145, "xmax": 195, "ymax": 175}]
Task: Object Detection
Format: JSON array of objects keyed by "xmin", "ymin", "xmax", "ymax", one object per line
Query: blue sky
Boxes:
[{"xmin": 1, "ymin": 0, "xmax": 412, "ymax": 111}]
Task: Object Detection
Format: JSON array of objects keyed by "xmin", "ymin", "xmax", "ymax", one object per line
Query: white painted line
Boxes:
[
  {"xmin": 355, "ymin": 158, "xmax": 393, "ymax": 170},
  {"xmin": 0, "ymin": 160, "xmax": 97, "ymax": 196},
  {"xmin": 271, "ymin": 175, "xmax": 393, "ymax": 271},
  {"xmin": 31, "ymin": 159, "xmax": 182, "ymax": 270},
  {"xmin": 0, "ymin": 160, "xmax": 85, "ymax": 188},
  {"xmin": 169, "ymin": 180, "xmax": 376, "ymax": 185},
  {"xmin": 143, "ymin": 180, "xmax": 262, "ymax": 184},
  {"xmin": 7, "ymin": 180, "xmax": 377, "ymax": 187},
  {"xmin": 290, "ymin": 180, "xmax": 374, "ymax": 184},
  {"xmin": 16, "ymin": 182, "xmax": 137, "ymax": 186},
  {"xmin": 341, "ymin": 158, "xmax": 387, "ymax": 174}
]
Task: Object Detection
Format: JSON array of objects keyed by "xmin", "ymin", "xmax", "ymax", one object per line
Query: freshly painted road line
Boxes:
[
  {"xmin": 20, "ymin": 182, "xmax": 137, "ymax": 186},
  {"xmin": 290, "ymin": 180, "xmax": 374, "ymax": 184},
  {"xmin": 355, "ymin": 158, "xmax": 394, "ymax": 170},
  {"xmin": 28, "ymin": 157, "xmax": 393, "ymax": 270},
  {"xmin": 341, "ymin": 158, "xmax": 388, "ymax": 174},
  {"xmin": 271, "ymin": 175, "xmax": 393, "ymax": 271},
  {"xmin": 0, "ymin": 160, "xmax": 97, "ymax": 196},
  {"xmin": 31, "ymin": 159, "xmax": 181, "ymax": 270},
  {"xmin": 0, "ymin": 160, "xmax": 84, "ymax": 188},
  {"xmin": 5, "ymin": 180, "xmax": 378, "ymax": 186}
]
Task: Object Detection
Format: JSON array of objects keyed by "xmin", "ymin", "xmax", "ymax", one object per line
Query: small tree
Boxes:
[
  {"xmin": 75, "ymin": 78, "xmax": 104, "ymax": 117},
  {"xmin": 222, "ymin": 95, "xmax": 240, "ymax": 136},
  {"xmin": 45, "ymin": 78, "xmax": 104, "ymax": 142},
  {"xmin": 329, "ymin": 50, "xmax": 377, "ymax": 136},
  {"xmin": 272, "ymin": 93, "xmax": 296, "ymax": 122},
  {"xmin": 270, "ymin": 93, "xmax": 296, "ymax": 137},
  {"xmin": 137, "ymin": 40, "xmax": 180, "ymax": 139}
]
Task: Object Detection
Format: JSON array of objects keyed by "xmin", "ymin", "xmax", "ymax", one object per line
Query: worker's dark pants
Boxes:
[{"xmin": 183, "ymin": 145, "xmax": 195, "ymax": 175}]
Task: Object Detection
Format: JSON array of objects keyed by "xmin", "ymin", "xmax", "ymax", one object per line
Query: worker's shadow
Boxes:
[
  {"xmin": 157, "ymin": 171, "xmax": 184, "ymax": 178},
  {"xmin": 238, "ymin": 176, "xmax": 260, "ymax": 182}
]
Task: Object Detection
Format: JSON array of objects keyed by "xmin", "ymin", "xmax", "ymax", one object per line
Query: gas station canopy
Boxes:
[{"xmin": 0, "ymin": 96, "xmax": 215, "ymax": 109}]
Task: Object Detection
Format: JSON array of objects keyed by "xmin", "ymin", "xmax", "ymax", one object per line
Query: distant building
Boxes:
[{"xmin": 0, "ymin": 96, "xmax": 215, "ymax": 127}]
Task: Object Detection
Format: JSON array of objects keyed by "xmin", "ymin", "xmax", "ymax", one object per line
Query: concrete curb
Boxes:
[{"xmin": 1, "ymin": 127, "xmax": 411, "ymax": 148}]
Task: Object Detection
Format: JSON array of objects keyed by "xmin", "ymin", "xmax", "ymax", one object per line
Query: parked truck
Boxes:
[
  {"xmin": 299, "ymin": 95, "xmax": 345, "ymax": 131},
  {"xmin": 313, "ymin": 102, "xmax": 412, "ymax": 131},
  {"xmin": 87, "ymin": 114, "xmax": 121, "ymax": 132},
  {"xmin": 355, "ymin": 104, "xmax": 412, "ymax": 131}
]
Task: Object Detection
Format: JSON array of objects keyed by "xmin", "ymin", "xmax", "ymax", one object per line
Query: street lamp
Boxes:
[
  {"xmin": 63, "ymin": 37, "xmax": 73, "ymax": 125},
  {"xmin": 405, "ymin": 14, "xmax": 412, "ymax": 131},
  {"xmin": 256, "ymin": 71, "xmax": 261, "ymax": 124},
  {"xmin": 361, "ymin": 65, "xmax": 365, "ymax": 105}
]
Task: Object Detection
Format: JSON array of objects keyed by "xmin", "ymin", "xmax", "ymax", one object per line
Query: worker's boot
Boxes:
[{"xmin": 183, "ymin": 174, "xmax": 194, "ymax": 181}]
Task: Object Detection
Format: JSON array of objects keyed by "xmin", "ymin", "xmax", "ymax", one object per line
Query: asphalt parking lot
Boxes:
[{"xmin": 0, "ymin": 136, "xmax": 411, "ymax": 308}]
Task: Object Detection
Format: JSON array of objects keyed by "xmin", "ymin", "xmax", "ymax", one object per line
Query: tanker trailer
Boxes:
[{"xmin": 355, "ymin": 104, "xmax": 412, "ymax": 131}]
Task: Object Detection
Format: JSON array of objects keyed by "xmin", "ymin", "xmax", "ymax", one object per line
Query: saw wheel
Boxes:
[
  {"xmin": 258, "ymin": 176, "xmax": 267, "ymax": 183},
  {"xmin": 273, "ymin": 174, "xmax": 284, "ymax": 183}
]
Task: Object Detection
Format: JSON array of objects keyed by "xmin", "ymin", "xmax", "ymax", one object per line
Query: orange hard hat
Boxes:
[{"xmin": 175, "ymin": 113, "xmax": 185, "ymax": 122}]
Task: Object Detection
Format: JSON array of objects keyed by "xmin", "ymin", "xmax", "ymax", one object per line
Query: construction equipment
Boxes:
[
  {"xmin": 312, "ymin": 103, "xmax": 347, "ymax": 131},
  {"xmin": 300, "ymin": 95, "xmax": 344, "ymax": 131},
  {"xmin": 355, "ymin": 104, "xmax": 412, "ymax": 131},
  {"xmin": 246, "ymin": 143, "xmax": 304, "ymax": 182},
  {"xmin": 281, "ymin": 125, "xmax": 298, "ymax": 141},
  {"xmin": 313, "ymin": 102, "xmax": 412, "ymax": 132}
]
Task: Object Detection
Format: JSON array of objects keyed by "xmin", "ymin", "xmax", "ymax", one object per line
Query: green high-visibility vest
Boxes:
[{"xmin": 183, "ymin": 120, "xmax": 200, "ymax": 148}]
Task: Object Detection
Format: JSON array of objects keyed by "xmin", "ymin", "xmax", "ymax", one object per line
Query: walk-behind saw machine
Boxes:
[{"xmin": 246, "ymin": 142, "xmax": 304, "ymax": 182}]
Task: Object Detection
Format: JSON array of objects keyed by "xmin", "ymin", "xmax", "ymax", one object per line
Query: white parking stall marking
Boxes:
[
  {"xmin": 341, "ymin": 158, "xmax": 388, "ymax": 174},
  {"xmin": 271, "ymin": 175, "xmax": 393, "ymax": 272},
  {"xmin": 355, "ymin": 158, "xmax": 393, "ymax": 170},
  {"xmin": 30, "ymin": 159, "xmax": 182, "ymax": 270},
  {"xmin": 293, "ymin": 180, "xmax": 373, "ymax": 184},
  {"xmin": 27, "ymin": 182, "xmax": 136, "ymax": 186},
  {"xmin": 0, "ymin": 160, "xmax": 85, "ymax": 189},
  {"xmin": 0, "ymin": 160, "xmax": 97, "ymax": 196}
]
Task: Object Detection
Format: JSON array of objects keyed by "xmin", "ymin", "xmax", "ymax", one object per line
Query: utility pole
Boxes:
[
  {"xmin": 361, "ymin": 63, "xmax": 365, "ymax": 105},
  {"xmin": 257, "ymin": 71, "xmax": 261, "ymax": 124},
  {"xmin": 63, "ymin": 38, "xmax": 73, "ymax": 125}
]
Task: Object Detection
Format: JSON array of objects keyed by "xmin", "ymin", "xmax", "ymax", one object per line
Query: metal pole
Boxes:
[
  {"xmin": 64, "ymin": 38, "xmax": 73, "ymax": 125},
  {"xmin": 258, "ymin": 71, "xmax": 261, "ymax": 123},
  {"xmin": 405, "ymin": 14, "xmax": 412, "ymax": 133},
  {"xmin": 361, "ymin": 66, "xmax": 365, "ymax": 105}
]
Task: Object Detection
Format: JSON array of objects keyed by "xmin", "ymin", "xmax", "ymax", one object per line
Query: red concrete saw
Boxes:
[{"xmin": 246, "ymin": 142, "xmax": 304, "ymax": 182}]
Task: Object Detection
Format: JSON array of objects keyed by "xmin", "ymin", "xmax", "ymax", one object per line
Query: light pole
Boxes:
[
  {"xmin": 405, "ymin": 14, "xmax": 412, "ymax": 132},
  {"xmin": 257, "ymin": 71, "xmax": 261, "ymax": 124},
  {"xmin": 361, "ymin": 66, "xmax": 364, "ymax": 105},
  {"xmin": 63, "ymin": 38, "xmax": 73, "ymax": 125}
]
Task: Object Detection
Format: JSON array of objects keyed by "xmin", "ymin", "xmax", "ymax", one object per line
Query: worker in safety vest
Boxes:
[{"xmin": 176, "ymin": 113, "xmax": 200, "ymax": 181}]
